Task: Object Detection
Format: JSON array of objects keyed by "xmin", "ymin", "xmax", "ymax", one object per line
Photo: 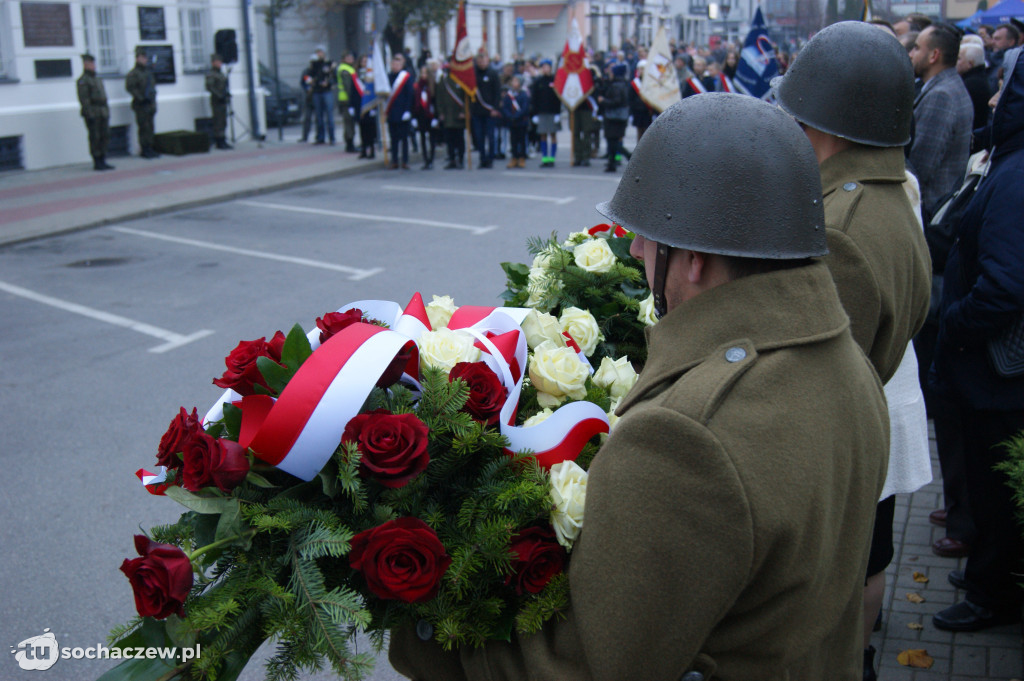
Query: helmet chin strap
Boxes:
[{"xmin": 652, "ymin": 243, "xmax": 670, "ymax": 319}]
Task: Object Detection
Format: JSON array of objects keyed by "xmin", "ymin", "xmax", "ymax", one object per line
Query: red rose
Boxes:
[
  {"xmin": 181, "ymin": 432, "xmax": 250, "ymax": 492},
  {"xmin": 156, "ymin": 407, "xmax": 203, "ymax": 469},
  {"xmin": 342, "ymin": 410, "xmax": 430, "ymax": 488},
  {"xmin": 316, "ymin": 308, "xmax": 363, "ymax": 343},
  {"xmin": 212, "ymin": 331, "xmax": 287, "ymax": 396},
  {"xmin": 349, "ymin": 518, "xmax": 451, "ymax": 603},
  {"xmin": 449, "ymin": 362, "xmax": 508, "ymax": 426},
  {"xmin": 120, "ymin": 535, "xmax": 194, "ymax": 619},
  {"xmin": 505, "ymin": 526, "xmax": 567, "ymax": 595}
]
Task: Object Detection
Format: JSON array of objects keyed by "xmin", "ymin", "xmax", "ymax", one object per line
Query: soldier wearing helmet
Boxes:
[
  {"xmin": 773, "ymin": 21, "xmax": 932, "ymax": 681},
  {"xmin": 389, "ymin": 94, "xmax": 890, "ymax": 681}
]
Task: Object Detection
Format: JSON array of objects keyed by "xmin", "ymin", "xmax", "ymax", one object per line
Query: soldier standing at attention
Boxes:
[
  {"xmin": 126, "ymin": 47, "xmax": 159, "ymax": 158},
  {"xmin": 206, "ymin": 53, "xmax": 232, "ymax": 150},
  {"xmin": 76, "ymin": 53, "xmax": 114, "ymax": 171}
]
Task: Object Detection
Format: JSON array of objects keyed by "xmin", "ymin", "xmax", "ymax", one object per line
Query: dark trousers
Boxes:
[
  {"xmin": 338, "ymin": 101, "xmax": 355, "ymax": 145},
  {"xmin": 605, "ymin": 136, "xmax": 623, "ymax": 167},
  {"xmin": 133, "ymin": 104, "xmax": 155, "ymax": 151},
  {"xmin": 359, "ymin": 115, "xmax": 377, "ymax": 155},
  {"xmin": 444, "ymin": 127, "xmax": 465, "ymax": 163},
  {"xmin": 84, "ymin": 116, "xmax": 109, "ymax": 157},
  {"xmin": 418, "ymin": 127, "xmax": 436, "ymax": 164},
  {"xmin": 960, "ymin": 405, "xmax": 1024, "ymax": 611},
  {"xmin": 510, "ymin": 126, "xmax": 527, "ymax": 159},
  {"xmin": 471, "ymin": 114, "xmax": 495, "ymax": 165},
  {"xmin": 388, "ymin": 120, "xmax": 409, "ymax": 165},
  {"xmin": 573, "ymin": 108, "xmax": 592, "ymax": 162},
  {"xmin": 301, "ymin": 96, "xmax": 313, "ymax": 141},
  {"xmin": 313, "ymin": 91, "xmax": 335, "ymax": 143},
  {"xmin": 211, "ymin": 102, "xmax": 227, "ymax": 138}
]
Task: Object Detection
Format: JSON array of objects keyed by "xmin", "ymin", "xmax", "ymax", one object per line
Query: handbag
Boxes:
[{"xmin": 988, "ymin": 315, "xmax": 1024, "ymax": 378}]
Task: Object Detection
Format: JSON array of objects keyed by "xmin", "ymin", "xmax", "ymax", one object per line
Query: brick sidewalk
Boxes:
[{"xmin": 873, "ymin": 424, "xmax": 1024, "ymax": 680}]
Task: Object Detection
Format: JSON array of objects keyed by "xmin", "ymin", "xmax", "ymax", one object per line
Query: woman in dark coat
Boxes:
[
  {"xmin": 930, "ymin": 48, "xmax": 1024, "ymax": 633},
  {"xmin": 599, "ymin": 63, "xmax": 630, "ymax": 172}
]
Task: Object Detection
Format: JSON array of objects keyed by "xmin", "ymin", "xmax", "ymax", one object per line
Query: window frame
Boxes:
[
  {"xmin": 178, "ymin": 3, "xmax": 210, "ymax": 73},
  {"xmin": 81, "ymin": 1, "xmax": 125, "ymax": 75}
]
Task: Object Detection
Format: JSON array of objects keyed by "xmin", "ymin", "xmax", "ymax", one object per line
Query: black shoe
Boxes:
[
  {"xmin": 141, "ymin": 148, "xmax": 159, "ymax": 159},
  {"xmin": 494, "ymin": 152, "xmax": 506, "ymax": 160},
  {"xmin": 422, "ymin": 162, "xmax": 433, "ymax": 170},
  {"xmin": 604, "ymin": 164, "xmax": 617, "ymax": 173},
  {"xmin": 863, "ymin": 646, "xmax": 877, "ymax": 681},
  {"xmin": 948, "ymin": 570, "xmax": 968, "ymax": 590},
  {"xmin": 443, "ymin": 161, "xmax": 457, "ymax": 169},
  {"xmin": 298, "ymin": 138, "xmax": 308, "ymax": 143},
  {"xmin": 480, "ymin": 161, "xmax": 492, "ymax": 168},
  {"xmin": 345, "ymin": 143, "xmax": 357, "ymax": 153},
  {"xmin": 313, "ymin": 140, "xmax": 325, "ymax": 145},
  {"xmin": 215, "ymin": 139, "xmax": 233, "ymax": 150},
  {"xmin": 933, "ymin": 600, "xmax": 1022, "ymax": 631},
  {"xmin": 572, "ymin": 160, "xmax": 581, "ymax": 167},
  {"xmin": 358, "ymin": 150, "xmax": 368, "ymax": 159}
]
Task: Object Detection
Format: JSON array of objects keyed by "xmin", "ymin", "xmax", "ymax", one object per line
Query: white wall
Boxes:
[{"xmin": 0, "ymin": 0, "xmax": 263, "ymax": 171}]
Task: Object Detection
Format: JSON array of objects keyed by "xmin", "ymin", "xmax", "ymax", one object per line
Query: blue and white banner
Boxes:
[{"xmin": 735, "ymin": 8, "xmax": 778, "ymax": 100}]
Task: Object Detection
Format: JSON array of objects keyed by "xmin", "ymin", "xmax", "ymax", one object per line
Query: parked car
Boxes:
[{"xmin": 260, "ymin": 63, "xmax": 302, "ymax": 126}]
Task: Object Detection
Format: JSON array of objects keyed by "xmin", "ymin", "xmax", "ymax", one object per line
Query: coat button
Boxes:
[
  {"xmin": 681, "ymin": 672, "xmax": 705, "ymax": 681},
  {"xmin": 843, "ymin": 182, "xmax": 858, "ymax": 191},
  {"xmin": 725, "ymin": 347, "xmax": 747, "ymax": 363}
]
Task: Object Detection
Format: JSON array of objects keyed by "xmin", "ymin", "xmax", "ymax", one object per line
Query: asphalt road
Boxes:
[{"xmin": 0, "ymin": 160, "xmax": 623, "ymax": 681}]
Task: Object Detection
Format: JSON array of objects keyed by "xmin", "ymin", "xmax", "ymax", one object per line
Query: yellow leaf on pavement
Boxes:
[
  {"xmin": 912, "ymin": 571, "xmax": 929, "ymax": 583},
  {"xmin": 897, "ymin": 649, "xmax": 934, "ymax": 668},
  {"xmin": 907, "ymin": 622, "xmax": 924, "ymax": 630},
  {"xmin": 906, "ymin": 592, "xmax": 926, "ymax": 603}
]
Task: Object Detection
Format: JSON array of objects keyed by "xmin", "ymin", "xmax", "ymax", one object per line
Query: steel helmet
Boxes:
[
  {"xmin": 596, "ymin": 93, "xmax": 826, "ymax": 259},
  {"xmin": 772, "ymin": 21, "xmax": 914, "ymax": 147}
]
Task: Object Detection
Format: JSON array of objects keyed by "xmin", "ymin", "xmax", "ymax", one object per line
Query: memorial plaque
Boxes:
[
  {"xmin": 138, "ymin": 6, "xmax": 166, "ymax": 41},
  {"xmin": 34, "ymin": 58, "xmax": 73, "ymax": 78},
  {"xmin": 21, "ymin": 2, "xmax": 73, "ymax": 47},
  {"xmin": 138, "ymin": 44, "xmax": 176, "ymax": 84}
]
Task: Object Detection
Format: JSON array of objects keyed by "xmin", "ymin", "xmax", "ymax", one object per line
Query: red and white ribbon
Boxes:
[
  {"xmin": 587, "ymin": 223, "xmax": 628, "ymax": 238},
  {"xmin": 195, "ymin": 293, "xmax": 608, "ymax": 482}
]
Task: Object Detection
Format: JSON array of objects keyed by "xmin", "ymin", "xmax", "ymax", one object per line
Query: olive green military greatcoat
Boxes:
[
  {"xmin": 436, "ymin": 76, "xmax": 467, "ymax": 130},
  {"xmin": 125, "ymin": 63, "xmax": 157, "ymax": 150},
  {"xmin": 390, "ymin": 262, "xmax": 890, "ymax": 681},
  {"xmin": 205, "ymin": 67, "xmax": 230, "ymax": 137},
  {"xmin": 77, "ymin": 70, "xmax": 109, "ymax": 157},
  {"xmin": 820, "ymin": 145, "xmax": 931, "ymax": 383}
]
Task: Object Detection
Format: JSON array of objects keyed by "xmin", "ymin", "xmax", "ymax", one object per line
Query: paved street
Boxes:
[{"xmin": 1, "ymin": 132, "xmax": 1021, "ymax": 681}]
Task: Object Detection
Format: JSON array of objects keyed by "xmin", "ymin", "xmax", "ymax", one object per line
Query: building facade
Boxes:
[{"xmin": 0, "ymin": 0, "xmax": 262, "ymax": 171}]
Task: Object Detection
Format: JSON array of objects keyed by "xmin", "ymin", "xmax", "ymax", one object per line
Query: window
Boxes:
[
  {"xmin": 439, "ymin": 18, "xmax": 448, "ymax": 56},
  {"xmin": 178, "ymin": 5, "xmax": 208, "ymax": 71},
  {"xmin": 82, "ymin": 4, "xmax": 122, "ymax": 73},
  {"xmin": 0, "ymin": 2, "xmax": 16, "ymax": 79}
]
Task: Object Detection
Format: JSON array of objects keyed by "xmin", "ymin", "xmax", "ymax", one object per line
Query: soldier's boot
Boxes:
[
  {"xmin": 142, "ymin": 146, "xmax": 161, "ymax": 159},
  {"xmin": 215, "ymin": 138, "xmax": 233, "ymax": 150},
  {"xmin": 94, "ymin": 156, "xmax": 115, "ymax": 171},
  {"xmin": 345, "ymin": 141, "xmax": 357, "ymax": 153}
]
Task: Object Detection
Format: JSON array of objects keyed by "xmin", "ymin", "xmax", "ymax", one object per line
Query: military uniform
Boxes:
[
  {"xmin": 390, "ymin": 262, "xmax": 891, "ymax": 681},
  {"xmin": 336, "ymin": 61, "xmax": 357, "ymax": 152},
  {"xmin": 437, "ymin": 75, "xmax": 467, "ymax": 169},
  {"xmin": 76, "ymin": 58, "xmax": 113, "ymax": 170},
  {"xmin": 205, "ymin": 59, "xmax": 230, "ymax": 149},
  {"xmin": 125, "ymin": 53, "xmax": 158, "ymax": 157},
  {"xmin": 820, "ymin": 145, "xmax": 931, "ymax": 385}
]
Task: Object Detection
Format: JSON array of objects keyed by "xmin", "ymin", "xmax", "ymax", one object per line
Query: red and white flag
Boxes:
[
  {"xmin": 554, "ymin": 19, "xmax": 593, "ymax": 111},
  {"xmin": 449, "ymin": 1, "xmax": 476, "ymax": 99}
]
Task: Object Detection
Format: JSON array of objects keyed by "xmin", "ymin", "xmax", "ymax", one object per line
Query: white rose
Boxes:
[
  {"xmin": 418, "ymin": 328, "xmax": 481, "ymax": 373},
  {"xmin": 530, "ymin": 340, "xmax": 589, "ymax": 407},
  {"xmin": 524, "ymin": 267, "xmax": 561, "ymax": 310},
  {"xmin": 561, "ymin": 230, "xmax": 593, "ymax": 248},
  {"xmin": 607, "ymin": 397, "xmax": 622, "ymax": 431},
  {"xmin": 638, "ymin": 293, "xmax": 659, "ymax": 327},
  {"xmin": 521, "ymin": 309, "xmax": 566, "ymax": 350},
  {"xmin": 425, "ymin": 295, "xmax": 458, "ymax": 330},
  {"xmin": 549, "ymin": 460, "xmax": 588, "ymax": 549},
  {"xmin": 592, "ymin": 356, "xmax": 638, "ymax": 400},
  {"xmin": 531, "ymin": 251, "xmax": 555, "ymax": 270},
  {"xmin": 523, "ymin": 408, "xmax": 554, "ymax": 427},
  {"xmin": 573, "ymin": 238, "xmax": 617, "ymax": 273},
  {"xmin": 559, "ymin": 307, "xmax": 604, "ymax": 357}
]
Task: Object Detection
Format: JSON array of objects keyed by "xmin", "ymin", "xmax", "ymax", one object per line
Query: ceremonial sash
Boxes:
[
  {"xmin": 686, "ymin": 77, "xmax": 706, "ymax": 94},
  {"xmin": 631, "ymin": 77, "xmax": 642, "ymax": 95},
  {"xmin": 385, "ymin": 70, "xmax": 411, "ymax": 115},
  {"xmin": 352, "ymin": 75, "xmax": 366, "ymax": 99},
  {"xmin": 507, "ymin": 90, "xmax": 520, "ymax": 112},
  {"xmin": 444, "ymin": 78, "xmax": 464, "ymax": 107}
]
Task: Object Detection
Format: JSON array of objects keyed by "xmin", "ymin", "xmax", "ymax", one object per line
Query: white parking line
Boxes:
[
  {"xmin": 237, "ymin": 200, "xmax": 498, "ymax": 236},
  {"xmin": 0, "ymin": 279, "xmax": 214, "ymax": 354},
  {"xmin": 110, "ymin": 226, "xmax": 383, "ymax": 281},
  {"xmin": 504, "ymin": 171, "xmax": 621, "ymax": 183},
  {"xmin": 381, "ymin": 184, "xmax": 575, "ymax": 205}
]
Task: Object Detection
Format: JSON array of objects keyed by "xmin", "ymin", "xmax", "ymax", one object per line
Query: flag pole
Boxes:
[
  {"xmin": 464, "ymin": 96, "xmax": 473, "ymax": 170},
  {"xmin": 568, "ymin": 105, "xmax": 575, "ymax": 165},
  {"xmin": 380, "ymin": 98, "xmax": 389, "ymax": 163}
]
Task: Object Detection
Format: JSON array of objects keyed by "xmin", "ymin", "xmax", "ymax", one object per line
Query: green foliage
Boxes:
[{"xmin": 996, "ymin": 430, "xmax": 1024, "ymax": 535}]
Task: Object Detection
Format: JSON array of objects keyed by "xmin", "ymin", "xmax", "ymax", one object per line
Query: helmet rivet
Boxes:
[
  {"xmin": 635, "ymin": 176, "xmax": 641, "ymax": 183},
  {"xmin": 665, "ymin": 213, "xmax": 671, "ymax": 220}
]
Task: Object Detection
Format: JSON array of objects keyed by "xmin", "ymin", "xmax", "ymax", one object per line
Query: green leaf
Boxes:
[
  {"xmin": 165, "ymin": 486, "xmax": 233, "ymax": 515},
  {"xmin": 191, "ymin": 512, "xmax": 219, "ymax": 548},
  {"xmin": 244, "ymin": 471, "xmax": 278, "ymax": 488},
  {"xmin": 257, "ymin": 356, "xmax": 291, "ymax": 395},
  {"xmin": 215, "ymin": 499, "xmax": 246, "ymax": 545},
  {"xmin": 221, "ymin": 402, "xmax": 243, "ymax": 442},
  {"xmin": 94, "ymin": 654, "xmax": 179, "ymax": 681},
  {"xmin": 280, "ymin": 323, "xmax": 313, "ymax": 371},
  {"xmin": 606, "ymin": 236, "xmax": 635, "ymax": 262},
  {"xmin": 110, "ymin": 617, "xmax": 168, "ymax": 651},
  {"xmin": 500, "ymin": 261, "xmax": 530, "ymax": 288},
  {"xmin": 164, "ymin": 614, "xmax": 197, "ymax": 648}
]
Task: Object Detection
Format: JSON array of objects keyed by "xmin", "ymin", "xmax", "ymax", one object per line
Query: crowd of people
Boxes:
[{"xmin": 295, "ymin": 38, "xmax": 782, "ymax": 173}]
